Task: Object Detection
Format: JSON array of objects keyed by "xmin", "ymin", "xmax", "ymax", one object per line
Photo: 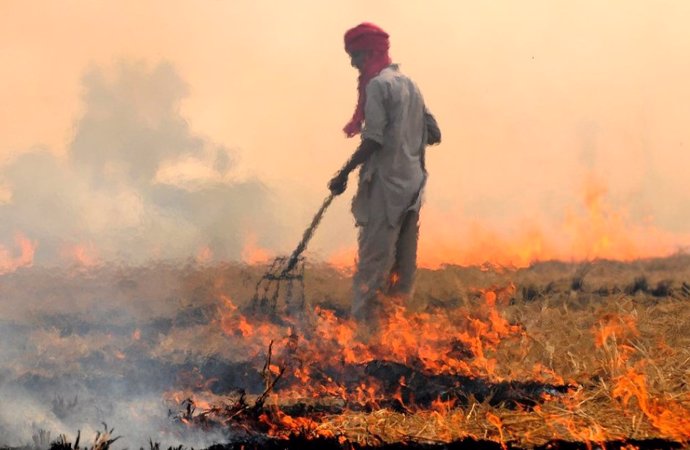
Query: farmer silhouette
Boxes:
[{"xmin": 328, "ymin": 22, "xmax": 441, "ymax": 333}]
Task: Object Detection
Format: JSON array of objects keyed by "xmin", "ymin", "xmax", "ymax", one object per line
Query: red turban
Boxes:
[
  {"xmin": 343, "ymin": 23, "xmax": 392, "ymax": 138},
  {"xmin": 344, "ymin": 22, "xmax": 390, "ymax": 54}
]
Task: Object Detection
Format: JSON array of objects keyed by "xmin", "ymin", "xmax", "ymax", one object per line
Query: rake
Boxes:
[{"xmin": 251, "ymin": 193, "xmax": 335, "ymax": 318}]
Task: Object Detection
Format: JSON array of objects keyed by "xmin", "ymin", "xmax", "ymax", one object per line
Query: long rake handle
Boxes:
[{"xmin": 282, "ymin": 193, "xmax": 335, "ymax": 275}]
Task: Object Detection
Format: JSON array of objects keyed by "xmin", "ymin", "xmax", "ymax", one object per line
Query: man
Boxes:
[{"xmin": 328, "ymin": 22, "xmax": 440, "ymax": 330}]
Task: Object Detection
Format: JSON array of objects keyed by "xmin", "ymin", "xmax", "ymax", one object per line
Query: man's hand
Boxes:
[
  {"xmin": 328, "ymin": 139, "xmax": 380, "ymax": 196},
  {"xmin": 328, "ymin": 170, "xmax": 349, "ymax": 195}
]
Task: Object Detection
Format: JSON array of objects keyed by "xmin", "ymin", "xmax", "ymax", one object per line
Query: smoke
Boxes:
[
  {"xmin": 0, "ymin": 263, "xmax": 248, "ymax": 447},
  {"xmin": 0, "ymin": 385, "xmax": 227, "ymax": 448},
  {"xmin": 0, "ymin": 62, "xmax": 291, "ymax": 444},
  {"xmin": 0, "ymin": 61, "xmax": 281, "ymax": 267}
]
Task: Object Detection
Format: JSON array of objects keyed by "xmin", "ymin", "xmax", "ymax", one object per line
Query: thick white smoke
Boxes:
[{"xmin": 0, "ymin": 61, "xmax": 284, "ymax": 267}]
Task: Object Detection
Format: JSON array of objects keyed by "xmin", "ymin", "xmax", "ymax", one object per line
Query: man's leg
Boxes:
[
  {"xmin": 351, "ymin": 184, "xmax": 400, "ymax": 324},
  {"xmin": 387, "ymin": 209, "xmax": 420, "ymax": 300}
]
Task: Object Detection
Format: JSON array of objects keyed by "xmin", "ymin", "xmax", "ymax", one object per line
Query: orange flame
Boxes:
[
  {"xmin": 168, "ymin": 261, "xmax": 690, "ymax": 445},
  {"xmin": 259, "ymin": 410, "xmax": 335, "ymax": 439},
  {"xmin": 183, "ymin": 279, "xmax": 525, "ymax": 429},
  {"xmin": 593, "ymin": 313, "xmax": 639, "ymax": 349},
  {"xmin": 487, "ymin": 412, "xmax": 507, "ymax": 450},
  {"xmin": 241, "ymin": 232, "xmax": 272, "ymax": 264},
  {"xmin": 327, "ymin": 245, "xmax": 357, "ymax": 271},
  {"xmin": 61, "ymin": 242, "xmax": 100, "ymax": 267},
  {"xmin": 0, "ymin": 232, "xmax": 36, "ymax": 274},
  {"xmin": 592, "ymin": 314, "xmax": 690, "ymax": 442},
  {"xmin": 195, "ymin": 245, "xmax": 213, "ymax": 265},
  {"xmin": 613, "ymin": 367, "xmax": 690, "ymax": 441},
  {"xmin": 325, "ymin": 175, "xmax": 690, "ymax": 270}
]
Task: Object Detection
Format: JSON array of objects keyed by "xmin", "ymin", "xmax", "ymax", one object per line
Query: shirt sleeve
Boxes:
[
  {"xmin": 361, "ymin": 78, "xmax": 387, "ymax": 145},
  {"xmin": 423, "ymin": 106, "xmax": 442, "ymax": 145}
]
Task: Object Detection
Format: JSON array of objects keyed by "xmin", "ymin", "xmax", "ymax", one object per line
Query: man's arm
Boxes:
[
  {"xmin": 329, "ymin": 78, "xmax": 386, "ymax": 195},
  {"xmin": 328, "ymin": 138, "xmax": 382, "ymax": 195},
  {"xmin": 425, "ymin": 107, "xmax": 441, "ymax": 146}
]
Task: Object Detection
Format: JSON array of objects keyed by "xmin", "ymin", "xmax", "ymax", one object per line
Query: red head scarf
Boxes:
[{"xmin": 343, "ymin": 23, "xmax": 392, "ymax": 137}]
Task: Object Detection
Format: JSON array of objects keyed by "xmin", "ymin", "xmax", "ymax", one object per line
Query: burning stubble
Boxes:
[
  {"xmin": 2, "ymin": 258, "xmax": 690, "ymax": 447},
  {"xmin": 1, "ymin": 4, "xmax": 690, "ymax": 448},
  {"xmin": 0, "ymin": 264, "xmax": 233, "ymax": 447}
]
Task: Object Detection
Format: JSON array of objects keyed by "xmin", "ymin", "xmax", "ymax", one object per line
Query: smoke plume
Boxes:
[{"xmin": 0, "ymin": 61, "xmax": 280, "ymax": 267}]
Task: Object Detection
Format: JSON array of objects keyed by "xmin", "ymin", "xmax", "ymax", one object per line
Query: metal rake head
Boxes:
[{"xmin": 251, "ymin": 256, "xmax": 306, "ymax": 318}]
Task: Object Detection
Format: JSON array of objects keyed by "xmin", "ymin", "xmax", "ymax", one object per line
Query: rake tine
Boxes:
[
  {"xmin": 271, "ymin": 281, "xmax": 281, "ymax": 312},
  {"xmin": 249, "ymin": 193, "xmax": 335, "ymax": 317}
]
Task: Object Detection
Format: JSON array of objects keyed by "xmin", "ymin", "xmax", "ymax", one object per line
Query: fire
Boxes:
[
  {"xmin": 591, "ymin": 312, "xmax": 690, "ymax": 443},
  {"xmin": 593, "ymin": 313, "xmax": 639, "ymax": 349},
  {"xmin": 171, "ymin": 284, "xmax": 528, "ymax": 428},
  {"xmin": 313, "ymin": 175, "xmax": 690, "ymax": 270},
  {"xmin": 241, "ymin": 231, "xmax": 272, "ymax": 264},
  {"xmin": 0, "ymin": 232, "xmax": 36, "ymax": 274},
  {"xmin": 162, "ymin": 264, "xmax": 690, "ymax": 447},
  {"xmin": 417, "ymin": 221, "xmax": 554, "ymax": 269},
  {"xmin": 131, "ymin": 329, "xmax": 141, "ymax": 341},
  {"xmin": 327, "ymin": 245, "xmax": 357, "ymax": 271},
  {"xmin": 62, "ymin": 242, "xmax": 100, "ymax": 267},
  {"xmin": 195, "ymin": 245, "xmax": 214, "ymax": 265},
  {"xmin": 259, "ymin": 410, "xmax": 335, "ymax": 439},
  {"xmin": 612, "ymin": 367, "xmax": 690, "ymax": 442},
  {"xmin": 486, "ymin": 412, "xmax": 507, "ymax": 450}
]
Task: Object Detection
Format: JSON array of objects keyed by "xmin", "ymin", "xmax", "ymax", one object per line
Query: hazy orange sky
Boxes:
[{"xmin": 2, "ymin": 1, "xmax": 690, "ymax": 268}]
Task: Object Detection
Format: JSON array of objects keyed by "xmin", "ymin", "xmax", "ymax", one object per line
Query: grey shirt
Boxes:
[{"xmin": 352, "ymin": 64, "xmax": 428, "ymax": 227}]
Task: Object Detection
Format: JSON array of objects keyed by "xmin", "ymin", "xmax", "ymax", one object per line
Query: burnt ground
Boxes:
[
  {"xmin": 0, "ymin": 256, "xmax": 689, "ymax": 448},
  {"xmin": 1, "ymin": 435, "xmax": 683, "ymax": 450}
]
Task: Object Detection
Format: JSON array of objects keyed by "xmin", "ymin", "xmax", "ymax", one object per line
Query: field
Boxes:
[{"xmin": 1, "ymin": 255, "xmax": 689, "ymax": 449}]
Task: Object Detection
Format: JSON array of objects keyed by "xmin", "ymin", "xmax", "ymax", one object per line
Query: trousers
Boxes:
[{"xmin": 351, "ymin": 177, "xmax": 420, "ymax": 322}]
